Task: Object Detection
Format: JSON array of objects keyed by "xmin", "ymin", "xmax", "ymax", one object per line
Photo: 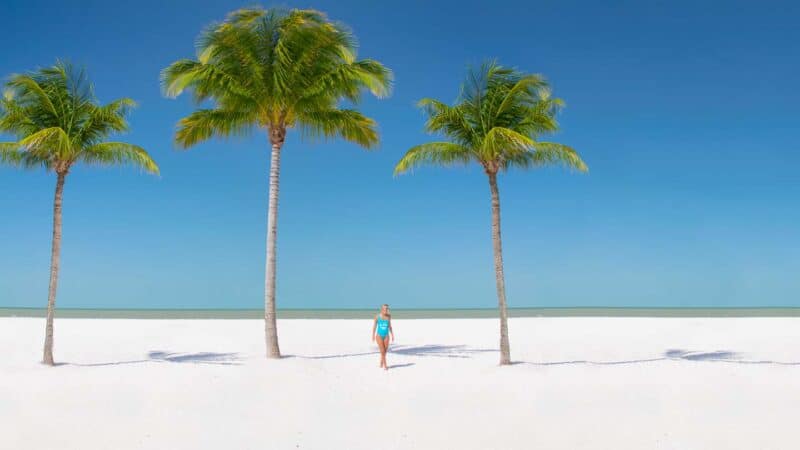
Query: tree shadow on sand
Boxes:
[
  {"xmin": 522, "ymin": 349, "xmax": 800, "ymax": 366},
  {"xmin": 68, "ymin": 351, "xmax": 242, "ymax": 367},
  {"xmin": 289, "ymin": 344, "xmax": 496, "ymax": 360}
]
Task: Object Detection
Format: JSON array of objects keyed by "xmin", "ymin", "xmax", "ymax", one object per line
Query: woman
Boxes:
[{"xmin": 371, "ymin": 304, "xmax": 394, "ymax": 370}]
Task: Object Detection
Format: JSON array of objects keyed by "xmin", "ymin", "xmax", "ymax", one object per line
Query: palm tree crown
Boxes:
[
  {"xmin": 0, "ymin": 62, "xmax": 158, "ymax": 175},
  {"xmin": 161, "ymin": 7, "xmax": 392, "ymax": 148},
  {"xmin": 395, "ymin": 61, "xmax": 586, "ymax": 175}
]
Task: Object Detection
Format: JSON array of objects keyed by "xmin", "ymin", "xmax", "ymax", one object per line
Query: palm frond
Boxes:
[
  {"xmin": 74, "ymin": 98, "xmax": 135, "ymax": 146},
  {"xmin": 480, "ymin": 126, "xmax": 534, "ymax": 161},
  {"xmin": 0, "ymin": 142, "xmax": 53, "ymax": 170},
  {"xmin": 418, "ymin": 98, "xmax": 476, "ymax": 147},
  {"xmin": 504, "ymin": 142, "xmax": 588, "ymax": 172},
  {"xmin": 160, "ymin": 59, "xmax": 204, "ymax": 98},
  {"xmin": 19, "ymin": 127, "xmax": 73, "ymax": 160},
  {"xmin": 175, "ymin": 109, "xmax": 256, "ymax": 148},
  {"xmin": 393, "ymin": 142, "xmax": 473, "ymax": 175},
  {"xmin": 307, "ymin": 59, "xmax": 392, "ymax": 104},
  {"xmin": 0, "ymin": 142, "xmax": 23, "ymax": 166},
  {"xmin": 0, "ymin": 97, "xmax": 40, "ymax": 137},
  {"xmin": 80, "ymin": 142, "xmax": 160, "ymax": 174},
  {"xmin": 196, "ymin": 17, "xmax": 268, "ymax": 97},
  {"xmin": 297, "ymin": 108, "xmax": 378, "ymax": 148},
  {"xmin": 161, "ymin": 59, "xmax": 257, "ymax": 110},
  {"xmin": 5, "ymin": 75, "xmax": 58, "ymax": 117},
  {"xmin": 225, "ymin": 6, "xmax": 269, "ymax": 26},
  {"xmin": 495, "ymin": 74, "xmax": 547, "ymax": 119}
]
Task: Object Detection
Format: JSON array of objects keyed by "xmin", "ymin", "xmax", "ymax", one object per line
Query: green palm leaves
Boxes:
[
  {"xmin": 161, "ymin": 7, "xmax": 392, "ymax": 149},
  {"xmin": 395, "ymin": 61, "xmax": 587, "ymax": 175},
  {"xmin": 0, "ymin": 62, "xmax": 158, "ymax": 174}
]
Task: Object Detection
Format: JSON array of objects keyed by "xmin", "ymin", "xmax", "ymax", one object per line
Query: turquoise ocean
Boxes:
[{"xmin": 2, "ymin": 307, "xmax": 799, "ymax": 319}]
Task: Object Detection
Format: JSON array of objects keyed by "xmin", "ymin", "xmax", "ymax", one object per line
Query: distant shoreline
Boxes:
[{"xmin": 2, "ymin": 307, "xmax": 799, "ymax": 319}]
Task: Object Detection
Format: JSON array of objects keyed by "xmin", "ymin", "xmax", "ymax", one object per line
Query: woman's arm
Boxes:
[
  {"xmin": 371, "ymin": 316, "xmax": 377, "ymax": 341},
  {"xmin": 389, "ymin": 317, "xmax": 394, "ymax": 342}
]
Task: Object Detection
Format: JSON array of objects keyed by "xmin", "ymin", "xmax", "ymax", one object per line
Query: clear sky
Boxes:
[{"xmin": 1, "ymin": 0, "xmax": 798, "ymax": 309}]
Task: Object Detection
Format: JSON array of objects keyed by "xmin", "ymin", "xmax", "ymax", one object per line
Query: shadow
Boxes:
[
  {"xmin": 523, "ymin": 357, "xmax": 664, "ymax": 366},
  {"xmin": 522, "ymin": 349, "xmax": 800, "ymax": 367},
  {"xmin": 289, "ymin": 344, "xmax": 496, "ymax": 360},
  {"xmin": 147, "ymin": 351, "xmax": 241, "ymax": 365},
  {"xmin": 387, "ymin": 363, "xmax": 416, "ymax": 369},
  {"xmin": 391, "ymin": 344, "xmax": 495, "ymax": 358},
  {"xmin": 285, "ymin": 350, "xmax": 378, "ymax": 360},
  {"xmin": 69, "ymin": 351, "xmax": 242, "ymax": 367},
  {"xmin": 665, "ymin": 349, "xmax": 800, "ymax": 366},
  {"xmin": 664, "ymin": 349, "xmax": 738, "ymax": 361}
]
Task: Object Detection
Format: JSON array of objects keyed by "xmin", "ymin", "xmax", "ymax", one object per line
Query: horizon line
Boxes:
[{"xmin": 3, "ymin": 306, "xmax": 800, "ymax": 311}]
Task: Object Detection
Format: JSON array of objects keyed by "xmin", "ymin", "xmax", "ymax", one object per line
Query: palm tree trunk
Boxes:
[
  {"xmin": 43, "ymin": 171, "xmax": 66, "ymax": 366},
  {"xmin": 488, "ymin": 172, "xmax": 511, "ymax": 365},
  {"xmin": 264, "ymin": 133, "xmax": 284, "ymax": 358}
]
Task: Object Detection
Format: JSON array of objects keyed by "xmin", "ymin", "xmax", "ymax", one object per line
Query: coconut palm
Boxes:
[
  {"xmin": 0, "ymin": 62, "xmax": 159, "ymax": 365},
  {"xmin": 394, "ymin": 61, "xmax": 587, "ymax": 365},
  {"xmin": 161, "ymin": 7, "xmax": 391, "ymax": 358}
]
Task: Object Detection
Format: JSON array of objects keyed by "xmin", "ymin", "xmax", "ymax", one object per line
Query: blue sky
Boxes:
[{"xmin": 1, "ymin": 0, "xmax": 798, "ymax": 309}]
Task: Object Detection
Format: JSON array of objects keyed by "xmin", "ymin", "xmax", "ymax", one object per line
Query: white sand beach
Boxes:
[{"xmin": 2, "ymin": 317, "xmax": 799, "ymax": 450}]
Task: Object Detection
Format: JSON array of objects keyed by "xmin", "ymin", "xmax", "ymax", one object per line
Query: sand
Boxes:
[{"xmin": 2, "ymin": 317, "xmax": 798, "ymax": 449}]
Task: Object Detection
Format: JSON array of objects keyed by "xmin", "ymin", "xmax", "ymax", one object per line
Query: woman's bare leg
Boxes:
[
  {"xmin": 381, "ymin": 336, "xmax": 389, "ymax": 370},
  {"xmin": 376, "ymin": 336, "xmax": 386, "ymax": 368}
]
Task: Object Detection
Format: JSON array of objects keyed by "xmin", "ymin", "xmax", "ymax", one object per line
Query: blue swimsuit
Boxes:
[{"xmin": 376, "ymin": 315, "xmax": 390, "ymax": 338}]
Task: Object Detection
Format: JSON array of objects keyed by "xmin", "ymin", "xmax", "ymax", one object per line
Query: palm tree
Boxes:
[
  {"xmin": 0, "ymin": 62, "xmax": 159, "ymax": 365},
  {"xmin": 394, "ymin": 62, "xmax": 587, "ymax": 365},
  {"xmin": 161, "ymin": 7, "xmax": 392, "ymax": 358}
]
